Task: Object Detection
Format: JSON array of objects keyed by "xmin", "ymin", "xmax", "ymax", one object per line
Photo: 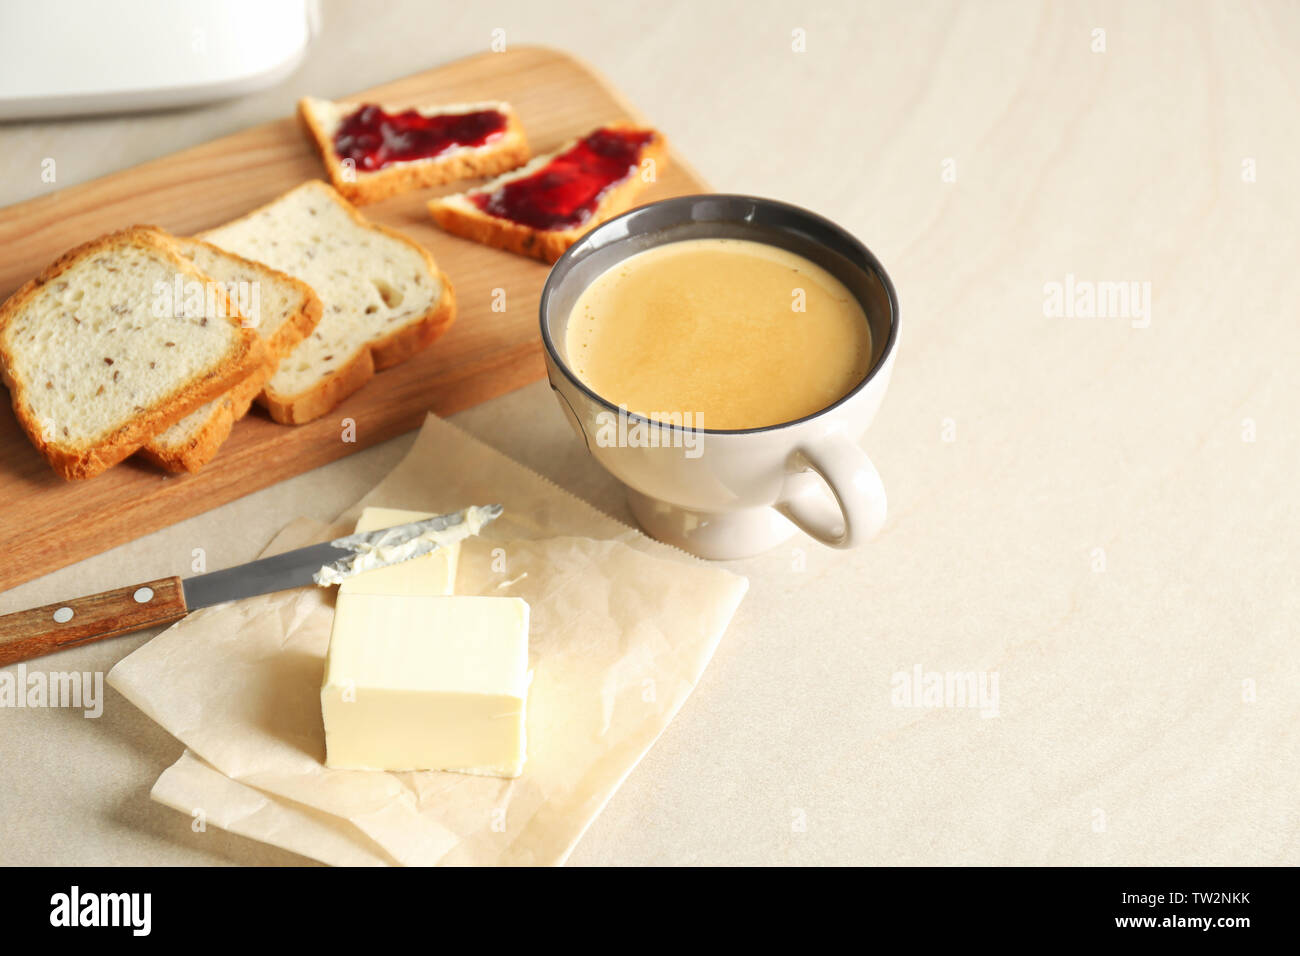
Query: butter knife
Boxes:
[{"xmin": 0, "ymin": 504, "xmax": 502, "ymax": 667}]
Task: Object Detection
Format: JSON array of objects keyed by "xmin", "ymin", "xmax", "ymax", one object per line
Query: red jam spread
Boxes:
[
  {"xmin": 470, "ymin": 127, "xmax": 656, "ymax": 231},
  {"xmin": 332, "ymin": 104, "xmax": 507, "ymax": 172}
]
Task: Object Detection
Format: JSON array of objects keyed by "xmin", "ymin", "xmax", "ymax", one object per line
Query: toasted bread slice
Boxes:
[
  {"xmin": 201, "ymin": 181, "xmax": 455, "ymax": 424},
  {"xmin": 428, "ymin": 122, "xmax": 668, "ymax": 263},
  {"xmin": 299, "ymin": 96, "xmax": 530, "ymax": 205},
  {"xmin": 0, "ymin": 227, "xmax": 264, "ymax": 480},
  {"xmin": 138, "ymin": 237, "xmax": 324, "ymax": 472}
]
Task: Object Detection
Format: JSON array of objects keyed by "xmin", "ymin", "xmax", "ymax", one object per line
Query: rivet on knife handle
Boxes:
[{"xmin": 0, "ymin": 576, "xmax": 188, "ymax": 667}]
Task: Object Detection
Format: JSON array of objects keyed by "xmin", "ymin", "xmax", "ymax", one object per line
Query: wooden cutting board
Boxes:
[{"xmin": 0, "ymin": 47, "xmax": 708, "ymax": 593}]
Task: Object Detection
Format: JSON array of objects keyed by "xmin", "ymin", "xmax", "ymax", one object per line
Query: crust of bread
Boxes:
[
  {"xmin": 257, "ymin": 265, "xmax": 456, "ymax": 424},
  {"xmin": 427, "ymin": 123, "xmax": 668, "ymax": 263},
  {"xmin": 203, "ymin": 181, "xmax": 457, "ymax": 425},
  {"xmin": 227, "ymin": 356, "xmax": 274, "ymax": 419},
  {"xmin": 256, "ymin": 341, "xmax": 374, "ymax": 426},
  {"xmin": 139, "ymin": 237, "xmax": 325, "ymax": 473},
  {"xmin": 299, "ymin": 98, "xmax": 531, "ymax": 205},
  {"xmin": 0, "ymin": 227, "xmax": 265, "ymax": 480},
  {"xmin": 136, "ymin": 359, "xmax": 276, "ymax": 474},
  {"xmin": 135, "ymin": 395, "xmax": 237, "ymax": 474}
]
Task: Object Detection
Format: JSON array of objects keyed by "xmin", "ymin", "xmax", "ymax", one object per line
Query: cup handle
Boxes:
[{"xmin": 775, "ymin": 433, "xmax": 887, "ymax": 548}]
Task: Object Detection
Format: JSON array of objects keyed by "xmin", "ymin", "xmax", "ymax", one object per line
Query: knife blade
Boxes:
[
  {"xmin": 185, "ymin": 503, "xmax": 502, "ymax": 609},
  {"xmin": 0, "ymin": 504, "xmax": 502, "ymax": 667}
]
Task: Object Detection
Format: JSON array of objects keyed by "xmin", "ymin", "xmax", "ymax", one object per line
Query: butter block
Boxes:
[
  {"xmin": 339, "ymin": 507, "xmax": 459, "ymax": 596},
  {"xmin": 321, "ymin": 593, "xmax": 530, "ymax": 776}
]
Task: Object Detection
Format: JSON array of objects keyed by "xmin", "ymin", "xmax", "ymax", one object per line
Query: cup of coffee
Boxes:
[{"xmin": 539, "ymin": 194, "xmax": 899, "ymax": 559}]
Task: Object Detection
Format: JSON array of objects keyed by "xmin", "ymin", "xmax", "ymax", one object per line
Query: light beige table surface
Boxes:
[{"xmin": 1, "ymin": 0, "xmax": 1296, "ymax": 866}]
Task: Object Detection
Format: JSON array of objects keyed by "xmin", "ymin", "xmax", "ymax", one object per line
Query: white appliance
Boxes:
[{"xmin": 0, "ymin": 0, "xmax": 318, "ymax": 119}]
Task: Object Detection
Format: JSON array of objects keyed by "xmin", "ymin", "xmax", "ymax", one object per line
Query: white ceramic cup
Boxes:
[{"xmin": 540, "ymin": 195, "xmax": 899, "ymax": 560}]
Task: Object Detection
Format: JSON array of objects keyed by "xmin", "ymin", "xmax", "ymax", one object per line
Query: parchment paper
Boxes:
[
  {"xmin": 152, "ymin": 749, "xmax": 398, "ymax": 866},
  {"xmin": 107, "ymin": 414, "xmax": 748, "ymax": 866}
]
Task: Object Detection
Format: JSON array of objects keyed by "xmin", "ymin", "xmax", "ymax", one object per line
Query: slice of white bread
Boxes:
[
  {"xmin": 201, "ymin": 181, "xmax": 455, "ymax": 424},
  {"xmin": 0, "ymin": 227, "xmax": 265, "ymax": 480},
  {"xmin": 138, "ymin": 237, "xmax": 324, "ymax": 472},
  {"xmin": 428, "ymin": 122, "xmax": 668, "ymax": 263},
  {"xmin": 299, "ymin": 96, "xmax": 530, "ymax": 205}
]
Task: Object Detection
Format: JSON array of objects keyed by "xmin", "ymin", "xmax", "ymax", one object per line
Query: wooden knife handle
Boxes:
[{"xmin": 0, "ymin": 576, "xmax": 188, "ymax": 667}]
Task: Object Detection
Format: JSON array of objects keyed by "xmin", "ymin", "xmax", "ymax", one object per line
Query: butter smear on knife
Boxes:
[{"xmin": 312, "ymin": 504, "xmax": 501, "ymax": 587}]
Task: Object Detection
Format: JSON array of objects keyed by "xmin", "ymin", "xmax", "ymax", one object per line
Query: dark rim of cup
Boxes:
[{"xmin": 538, "ymin": 194, "xmax": 900, "ymax": 436}]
